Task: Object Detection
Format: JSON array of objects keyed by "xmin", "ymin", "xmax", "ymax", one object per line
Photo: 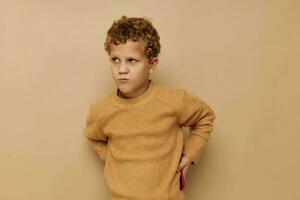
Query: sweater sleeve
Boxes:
[
  {"xmin": 177, "ymin": 90, "xmax": 216, "ymax": 165},
  {"xmin": 83, "ymin": 103, "xmax": 108, "ymax": 162}
]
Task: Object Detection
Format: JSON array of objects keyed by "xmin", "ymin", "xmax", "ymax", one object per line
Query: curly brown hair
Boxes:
[{"xmin": 104, "ymin": 16, "xmax": 161, "ymax": 62}]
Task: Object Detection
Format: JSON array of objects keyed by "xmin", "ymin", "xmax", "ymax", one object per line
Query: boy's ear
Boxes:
[{"xmin": 149, "ymin": 57, "xmax": 158, "ymax": 74}]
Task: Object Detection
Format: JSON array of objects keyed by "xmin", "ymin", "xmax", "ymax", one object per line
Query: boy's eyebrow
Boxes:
[
  {"xmin": 110, "ymin": 54, "xmax": 140, "ymax": 59},
  {"xmin": 109, "ymin": 54, "xmax": 118, "ymax": 58}
]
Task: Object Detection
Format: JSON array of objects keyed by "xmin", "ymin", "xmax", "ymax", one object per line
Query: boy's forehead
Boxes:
[{"xmin": 110, "ymin": 40, "xmax": 146, "ymax": 56}]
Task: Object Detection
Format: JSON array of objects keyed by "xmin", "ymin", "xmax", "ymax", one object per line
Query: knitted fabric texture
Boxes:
[{"xmin": 83, "ymin": 79, "xmax": 216, "ymax": 200}]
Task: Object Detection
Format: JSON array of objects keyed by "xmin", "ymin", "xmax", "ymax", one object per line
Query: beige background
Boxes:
[{"xmin": 1, "ymin": 0, "xmax": 299, "ymax": 199}]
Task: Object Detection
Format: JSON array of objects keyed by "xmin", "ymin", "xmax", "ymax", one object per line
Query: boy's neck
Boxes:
[{"xmin": 117, "ymin": 80, "xmax": 151, "ymax": 99}]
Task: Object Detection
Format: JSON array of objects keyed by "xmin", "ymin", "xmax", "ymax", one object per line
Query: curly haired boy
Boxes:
[{"xmin": 83, "ymin": 15, "xmax": 216, "ymax": 200}]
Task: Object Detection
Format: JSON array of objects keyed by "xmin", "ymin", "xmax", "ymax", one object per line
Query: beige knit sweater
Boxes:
[{"xmin": 83, "ymin": 79, "xmax": 216, "ymax": 200}]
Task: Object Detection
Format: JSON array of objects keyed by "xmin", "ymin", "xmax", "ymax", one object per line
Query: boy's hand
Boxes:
[{"xmin": 176, "ymin": 154, "xmax": 192, "ymax": 177}]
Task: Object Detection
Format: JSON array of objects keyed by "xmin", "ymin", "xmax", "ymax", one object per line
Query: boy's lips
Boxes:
[{"xmin": 118, "ymin": 78, "xmax": 130, "ymax": 83}]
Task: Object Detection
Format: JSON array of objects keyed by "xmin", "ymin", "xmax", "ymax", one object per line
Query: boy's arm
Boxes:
[
  {"xmin": 177, "ymin": 90, "xmax": 216, "ymax": 165},
  {"xmin": 83, "ymin": 103, "xmax": 108, "ymax": 162},
  {"xmin": 88, "ymin": 140, "xmax": 107, "ymax": 161}
]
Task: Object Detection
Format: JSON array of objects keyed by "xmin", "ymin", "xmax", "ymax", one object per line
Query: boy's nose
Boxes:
[{"xmin": 118, "ymin": 64, "xmax": 129, "ymax": 73}]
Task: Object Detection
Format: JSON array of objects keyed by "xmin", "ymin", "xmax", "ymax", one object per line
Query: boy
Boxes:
[{"xmin": 83, "ymin": 16, "xmax": 216, "ymax": 200}]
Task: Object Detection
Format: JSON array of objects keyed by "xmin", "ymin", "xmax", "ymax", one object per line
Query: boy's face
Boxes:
[{"xmin": 109, "ymin": 39, "xmax": 158, "ymax": 98}]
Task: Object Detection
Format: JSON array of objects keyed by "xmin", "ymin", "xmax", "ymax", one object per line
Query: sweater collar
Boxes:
[{"xmin": 112, "ymin": 79, "xmax": 156, "ymax": 106}]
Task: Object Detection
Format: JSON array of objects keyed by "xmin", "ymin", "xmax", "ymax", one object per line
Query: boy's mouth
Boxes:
[{"xmin": 118, "ymin": 78, "xmax": 130, "ymax": 83}]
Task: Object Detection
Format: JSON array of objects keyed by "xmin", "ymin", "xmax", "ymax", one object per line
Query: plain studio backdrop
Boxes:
[{"xmin": 0, "ymin": 0, "xmax": 299, "ymax": 200}]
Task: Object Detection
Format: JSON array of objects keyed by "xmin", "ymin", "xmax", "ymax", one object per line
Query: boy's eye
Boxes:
[
  {"xmin": 128, "ymin": 58, "xmax": 138, "ymax": 63},
  {"xmin": 110, "ymin": 57, "xmax": 120, "ymax": 63}
]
